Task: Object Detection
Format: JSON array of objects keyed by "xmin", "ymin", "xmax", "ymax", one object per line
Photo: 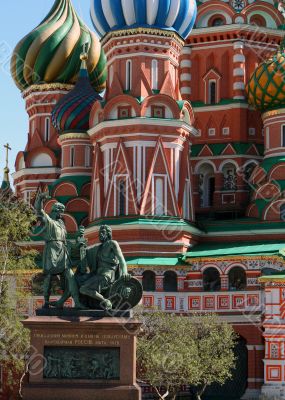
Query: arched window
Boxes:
[
  {"xmin": 109, "ymin": 65, "xmax": 114, "ymax": 85},
  {"xmin": 280, "ymin": 204, "xmax": 285, "ymax": 221},
  {"xmin": 70, "ymin": 146, "xmax": 75, "ymax": 167},
  {"xmin": 183, "ymin": 179, "xmax": 190, "ymax": 219},
  {"xmin": 94, "ymin": 180, "xmax": 101, "ymax": 219},
  {"xmin": 85, "ymin": 146, "xmax": 91, "ymax": 167},
  {"xmin": 31, "ymin": 119, "xmax": 35, "ymax": 135},
  {"xmin": 163, "ymin": 271, "xmax": 178, "ymax": 292},
  {"xmin": 142, "ymin": 271, "xmax": 156, "ymax": 292},
  {"xmin": 151, "ymin": 59, "xmax": 158, "ymax": 91},
  {"xmin": 198, "ymin": 164, "xmax": 215, "ymax": 208},
  {"xmin": 45, "ymin": 117, "xmax": 50, "ymax": 142},
  {"xmin": 118, "ymin": 180, "xmax": 126, "ymax": 216},
  {"xmin": 250, "ymin": 15, "xmax": 266, "ymax": 27},
  {"xmin": 282, "ymin": 125, "xmax": 285, "ymax": 147},
  {"xmin": 229, "ymin": 267, "xmax": 246, "ymax": 291},
  {"xmin": 126, "ymin": 60, "xmax": 132, "ymax": 91},
  {"xmin": 203, "ymin": 268, "xmax": 221, "ymax": 291},
  {"xmin": 209, "ymin": 80, "xmax": 217, "ymax": 104},
  {"xmin": 154, "ymin": 177, "xmax": 165, "ymax": 216},
  {"xmin": 211, "ymin": 17, "xmax": 224, "ymax": 26},
  {"xmin": 222, "ymin": 163, "xmax": 237, "ymax": 191}
]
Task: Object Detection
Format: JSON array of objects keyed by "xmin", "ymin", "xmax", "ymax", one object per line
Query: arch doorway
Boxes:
[{"xmin": 198, "ymin": 163, "xmax": 215, "ymax": 207}]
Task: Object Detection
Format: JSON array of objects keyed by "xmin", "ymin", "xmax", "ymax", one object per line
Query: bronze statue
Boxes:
[
  {"xmin": 79, "ymin": 225, "xmax": 131, "ymax": 310},
  {"xmin": 52, "ymin": 225, "xmax": 142, "ymax": 311},
  {"xmin": 35, "ymin": 193, "xmax": 142, "ymax": 311},
  {"xmin": 34, "ymin": 193, "xmax": 85, "ymax": 309}
]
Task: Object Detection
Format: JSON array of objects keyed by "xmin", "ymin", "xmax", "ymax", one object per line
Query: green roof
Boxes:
[
  {"xmin": 192, "ymin": 98, "xmax": 246, "ymax": 107},
  {"xmin": 261, "ymin": 156, "xmax": 285, "ymax": 173},
  {"xmin": 191, "ymin": 142, "xmax": 264, "ymax": 157},
  {"xmin": 197, "ymin": 217, "xmax": 285, "ymax": 233},
  {"xmin": 49, "ymin": 175, "xmax": 91, "ymax": 195},
  {"xmin": 89, "ymin": 216, "xmax": 201, "ymax": 232},
  {"xmin": 126, "ymin": 256, "xmax": 184, "ymax": 266},
  {"xmin": 184, "ymin": 241, "xmax": 285, "ymax": 259}
]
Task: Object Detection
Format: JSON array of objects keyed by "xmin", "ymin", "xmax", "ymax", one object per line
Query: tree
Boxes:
[
  {"xmin": 0, "ymin": 191, "xmax": 37, "ymax": 297},
  {"xmin": 135, "ymin": 309, "xmax": 237, "ymax": 400},
  {"xmin": 0, "ymin": 191, "xmax": 37, "ymax": 397},
  {"xmin": 189, "ymin": 314, "xmax": 237, "ymax": 400}
]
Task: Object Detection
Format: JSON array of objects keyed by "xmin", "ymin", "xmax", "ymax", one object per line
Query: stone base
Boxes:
[
  {"xmin": 23, "ymin": 383, "xmax": 141, "ymax": 400},
  {"xmin": 261, "ymin": 385, "xmax": 285, "ymax": 400},
  {"xmin": 241, "ymin": 388, "xmax": 261, "ymax": 399},
  {"xmin": 36, "ymin": 307, "xmax": 132, "ymax": 318},
  {"xmin": 22, "ymin": 316, "xmax": 141, "ymax": 400}
]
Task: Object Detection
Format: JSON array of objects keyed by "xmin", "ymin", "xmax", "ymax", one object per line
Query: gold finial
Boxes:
[
  {"xmin": 80, "ymin": 42, "xmax": 90, "ymax": 62},
  {"xmin": 4, "ymin": 143, "xmax": 11, "ymax": 170}
]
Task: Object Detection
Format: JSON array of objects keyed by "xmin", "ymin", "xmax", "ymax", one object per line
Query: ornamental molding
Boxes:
[
  {"xmin": 102, "ymin": 27, "xmax": 184, "ymax": 46},
  {"xmin": 262, "ymin": 108, "xmax": 285, "ymax": 119},
  {"xmin": 22, "ymin": 83, "xmax": 74, "ymax": 98},
  {"xmin": 128, "ymin": 265, "xmax": 189, "ymax": 277},
  {"xmin": 59, "ymin": 132, "xmax": 90, "ymax": 142},
  {"xmin": 189, "ymin": 257, "xmax": 285, "ymax": 273}
]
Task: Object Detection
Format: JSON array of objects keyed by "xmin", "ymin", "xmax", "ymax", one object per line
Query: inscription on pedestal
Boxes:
[
  {"xmin": 43, "ymin": 347, "xmax": 120, "ymax": 380},
  {"xmin": 32, "ymin": 331, "xmax": 131, "ymax": 346}
]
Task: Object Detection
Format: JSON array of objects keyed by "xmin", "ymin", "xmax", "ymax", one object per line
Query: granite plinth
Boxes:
[
  {"xmin": 36, "ymin": 307, "xmax": 132, "ymax": 318},
  {"xmin": 22, "ymin": 316, "xmax": 142, "ymax": 400}
]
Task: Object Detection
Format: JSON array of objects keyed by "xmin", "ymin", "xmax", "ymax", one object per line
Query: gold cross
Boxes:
[{"xmin": 4, "ymin": 143, "xmax": 11, "ymax": 169}]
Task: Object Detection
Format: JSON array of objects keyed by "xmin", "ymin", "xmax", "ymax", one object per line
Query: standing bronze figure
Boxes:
[{"xmin": 34, "ymin": 193, "xmax": 84, "ymax": 309}]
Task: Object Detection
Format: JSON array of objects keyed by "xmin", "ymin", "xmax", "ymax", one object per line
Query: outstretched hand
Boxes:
[{"xmin": 122, "ymin": 273, "xmax": 132, "ymax": 282}]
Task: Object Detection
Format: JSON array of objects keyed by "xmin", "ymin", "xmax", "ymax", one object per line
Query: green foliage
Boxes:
[
  {"xmin": 0, "ymin": 191, "xmax": 37, "ymax": 296},
  {"xmin": 0, "ymin": 192, "xmax": 36, "ymax": 396},
  {"xmin": 0, "ymin": 290, "xmax": 30, "ymax": 391},
  {"xmin": 135, "ymin": 309, "xmax": 237, "ymax": 400}
]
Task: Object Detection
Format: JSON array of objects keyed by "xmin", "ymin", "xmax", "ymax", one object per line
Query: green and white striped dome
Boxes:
[{"xmin": 11, "ymin": 0, "xmax": 107, "ymax": 92}]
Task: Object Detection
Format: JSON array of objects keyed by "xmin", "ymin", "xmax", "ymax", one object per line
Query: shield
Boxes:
[{"xmin": 108, "ymin": 277, "xmax": 143, "ymax": 310}]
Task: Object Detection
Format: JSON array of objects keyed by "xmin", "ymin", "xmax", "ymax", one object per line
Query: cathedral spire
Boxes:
[{"xmin": 1, "ymin": 143, "xmax": 11, "ymax": 192}]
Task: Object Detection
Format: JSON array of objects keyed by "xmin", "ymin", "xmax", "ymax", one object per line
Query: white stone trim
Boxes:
[
  {"xmin": 180, "ymin": 60, "xmax": 192, "ymax": 68},
  {"xmin": 234, "ymin": 68, "xmax": 245, "ymax": 77},
  {"xmin": 233, "ymin": 41, "xmax": 244, "ymax": 50},
  {"xmin": 89, "ymin": 118, "xmax": 198, "ymax": 137},
  {"xmin": 233, "ymin": 54, "xmax": 245, "ymax": 63},
  {"xmin": 12, "ymin": 168, "xmax": 60, "ymax": 180},
  {"xmin": 193, "ymin": 103, "xmax": 248, "ymax": 112},
  {"xmin": 234, "ymin": 82, "xmax": 245, "ymax": 90},
  {"xmin": 180, "ymin": 73, "xmax": 192, "ymax": 81},
  {"xmin": 181, "ymin": 87, "xmax": 191, "ymax": 95}
]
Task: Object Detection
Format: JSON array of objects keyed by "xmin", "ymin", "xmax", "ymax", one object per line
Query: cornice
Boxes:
[
  {"xmin": 59, "ymin": 132, "xmax": 90, "ymax": 142},
  {"xmin": 22, "ymin": 83, "xmax": 74, "ymax": 98},
  {"xmin": 101, "ymin": 27, "xmax": 184, "ymax": 46}
]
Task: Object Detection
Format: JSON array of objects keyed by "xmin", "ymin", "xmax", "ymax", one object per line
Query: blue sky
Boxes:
[{"xmin": 0, "ymin": 0, "xmax": 92, "ymax": 181}]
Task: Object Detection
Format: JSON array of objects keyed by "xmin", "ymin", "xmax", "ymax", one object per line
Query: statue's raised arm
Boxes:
[{"xmin": 34, "ymin": 192, "xmax": 51, "ymax": 222}]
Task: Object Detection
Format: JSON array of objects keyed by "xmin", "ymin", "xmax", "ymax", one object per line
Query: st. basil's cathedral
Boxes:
[{"xmin": 2, "ymin": 0, "xmax": 285, "ymax": 399}]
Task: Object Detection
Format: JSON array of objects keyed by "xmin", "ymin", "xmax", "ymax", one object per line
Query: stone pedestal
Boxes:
[
  {"xmin": 261, "ymin": 385, "xmax": 285, "ymax": 400},
  {"xmin": 23, "ymin": 315, "xmax": 142, "ymax": 400}
]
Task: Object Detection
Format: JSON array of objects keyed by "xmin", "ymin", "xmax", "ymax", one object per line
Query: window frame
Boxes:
[
  {"xmin": 125, "ymin": 60, "xmax": 132, "ymax": 91},
  {"xmin": 44, "ymin": 117, "xmax": 50, "ymax": 142}
]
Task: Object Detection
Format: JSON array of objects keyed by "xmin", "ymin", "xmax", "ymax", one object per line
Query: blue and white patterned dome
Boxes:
[{"xmin": 90, "ymin": 0, "xmax": 197, "ymax": 40}]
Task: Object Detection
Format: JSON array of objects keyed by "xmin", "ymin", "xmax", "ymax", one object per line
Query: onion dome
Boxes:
[
  {"xmin": 1, "ymin": 167, "xmax": 10, "ymax": 193},
  {"xmin": 52, "ymin": 48, "xmax": 101, "ymax": 133},
  {"xmin": 247, "ymin": 49, "xmax": 285, "ymax": 112},
  {"xmin": 11, "ymin": 0, "xmax": 107, "ymax": 92},
  {"xmin": 91, "ymin": 0, "xmax": 197, "ymax": 40}
]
